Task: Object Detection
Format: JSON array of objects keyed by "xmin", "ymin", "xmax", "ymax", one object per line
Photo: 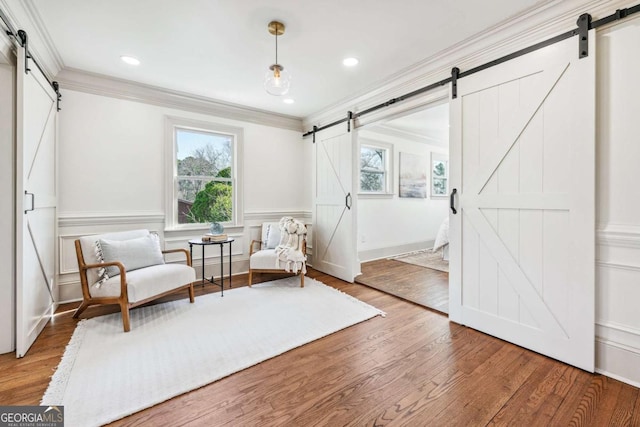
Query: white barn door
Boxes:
[
  {"xmin": 313, "ymin": 125, "xmax": 359, "ymax": 282},
  {"xmin": 449, "ymin": 34, "xmax": 595, "ymax": 371},
  {"xmin": 15, "ymin": 44, "xmax": 58, "ymax": 357}
]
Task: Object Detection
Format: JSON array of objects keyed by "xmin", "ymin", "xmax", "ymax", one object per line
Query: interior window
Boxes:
[
  {"xmin": 360, "ymin": 145, "xmax": 388, "ymax": 193},
  {"xmin": 165, "ymin": 117, "xmax": 243, "ymax": 230}
]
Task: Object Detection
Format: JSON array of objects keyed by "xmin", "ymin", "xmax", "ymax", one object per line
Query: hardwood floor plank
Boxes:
[
  {"xmin": 356, "ymin": 258, "xmax": 449, "ymax": 313},
  {"xmin": 607, "ymin": 385, "xmax": 639, "ymax": 427},
  {"xmin": 1, "ymin": 269, "xmax": 639, "ymax": 427},
  {"xmin": 487, "ymin": 362, "xmax": 568, "ymax": 426}
]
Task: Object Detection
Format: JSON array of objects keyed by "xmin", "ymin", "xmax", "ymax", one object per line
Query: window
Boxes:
[
  {"xmin": 359, "ymin": 141, "xmax": 392, "ymax": 195},
  {"xmin": 431, "ymin": 153, "xmax": 449, "ymax": 197},
  {"xmin": 165, "ymin": 117, "xmax": 243, "ymax": 229}
]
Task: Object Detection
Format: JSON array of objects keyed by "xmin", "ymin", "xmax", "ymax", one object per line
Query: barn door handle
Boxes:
[
  {"xmin": 450, "ymin": 188, "xmax": 457, "ymax": 214},
  {"xmin": 24, "ymin": 191, "xmax": 35, "ymax": 214},
  {"xmin": 345, "ymin": 193, "xmax": 352, "ymax": 210}
]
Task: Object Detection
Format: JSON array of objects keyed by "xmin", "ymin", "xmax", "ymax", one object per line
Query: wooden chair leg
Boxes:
[
  {"xmin": 248, "ymin": 269, "xmax": 253, "ymax": 287},
  {"xmin": 120, "ymin": 302, "xmax": 131, "ymax": 332},
  {"xmin": 300, "ymin": 273, "xmax": 304, "ymax": 288},
  {"xmin": 73, "ymin": 300, "xmax": 90, "ymax": 318},
  {"xmin": 188, "ymin": 283, "xmax": 195, "ymax": 303}
]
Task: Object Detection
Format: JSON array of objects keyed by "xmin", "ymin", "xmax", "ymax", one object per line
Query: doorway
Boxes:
[{"xmin": 355, "ymin": 101, "xmax": 450, "ymax": 314}]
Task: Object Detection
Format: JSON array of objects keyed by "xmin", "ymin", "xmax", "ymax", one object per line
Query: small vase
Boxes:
[{"xmin": 209, "ymin": 222, "xmax": 224, "ymax": 235}]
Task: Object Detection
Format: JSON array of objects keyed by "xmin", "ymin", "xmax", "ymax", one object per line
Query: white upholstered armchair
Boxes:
[
  {"xmin": 74, "ymin": 229, "xmax": 196, "ymax": 332},
  {"xmin": 248, "ymin": 218, "xmax": 307, "ymax": 287}
]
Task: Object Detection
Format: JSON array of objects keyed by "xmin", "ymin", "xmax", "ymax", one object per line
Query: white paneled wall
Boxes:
[
  {"xmin": 595, "ymin": 17, "xmax": 640, "ymax": 387},
  {"xmin": 56, "ymin": 90, "xmax": 311, "ymax": 302}
]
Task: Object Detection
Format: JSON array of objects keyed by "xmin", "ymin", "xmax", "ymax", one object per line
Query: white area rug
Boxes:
[
  {"xmin": 390, "ymin": 249, "xmax": 449, "ymax": 273},
  {"xmin": 41, "ymin": 277, "xmax": 384, "ymax": 427}
]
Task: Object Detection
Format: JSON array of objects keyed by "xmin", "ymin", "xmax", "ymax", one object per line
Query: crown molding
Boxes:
[
  {"xmin": 0, "ymin": 33, "xmax": 12, "ymax": 65},
  {"xmin": 303, "ymin": 0, "xmax": 637, "ymax": 129},
  {"xmin": 370, "ymin": 124, "xmax": 446, "ymax": 147},
  {"xmin": 0, "ymin": 0, "xmax": 63, "ymax": 78},
  {"xmin": 20, "ymin": 0, "xmax": 65, "ymax": 70},
  {"xmin": 56, "ymin": 68, "xmax": 303, "ymax": 132}
]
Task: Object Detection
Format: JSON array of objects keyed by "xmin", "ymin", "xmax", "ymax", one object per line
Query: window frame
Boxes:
[
  {"xmin": 358, "ymin": 139, "xmax": 393, "ymax": 198},
  {"xmin": 164, "ymin": 116, "xmax": 244, "ymax": 231}
]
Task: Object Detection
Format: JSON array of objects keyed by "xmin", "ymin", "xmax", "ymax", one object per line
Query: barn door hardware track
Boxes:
[
  {"xmin": 303, "ymin": 3, "xmax": 640, "ymax": 138},
  {"xmin": 0, "ymin": 6, "xmax": 62, "ymax": 110}
]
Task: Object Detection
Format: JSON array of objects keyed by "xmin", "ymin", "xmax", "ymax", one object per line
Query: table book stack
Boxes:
[{"xmin": 202, "ymin": 233, "xmax": 228, "ymax": 242}]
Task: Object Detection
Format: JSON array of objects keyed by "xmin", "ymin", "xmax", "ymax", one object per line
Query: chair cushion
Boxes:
[
  {"xmin": 79, "ymin": 229, "xmax": 150, "ymax": 286},
  {"xmin": 90, "ymin": 264, "xmax": 196, "ymax": 303},
  {"xmin": 261, "ymin": 222, "xmax": 282, "ymax": 249},
  {"xmin": 250, "ymin": 249, "xmax": 305, "ymax": 272},
  {"xmin": 250, "ymin": 249, "xmax": 279, "ymax": 269},
  {"xmin": 98, "ymin": 234, "xmax": 164, "ymax": 278}
]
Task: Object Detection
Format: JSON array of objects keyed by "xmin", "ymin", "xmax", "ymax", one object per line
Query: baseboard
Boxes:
[
  {"xmin": 595, "ymin": 339, "xmax": 640, "ymax": 388},
  {"xmin": 358, "ymin": 240, "xmax": 434, "ymax": 263}
]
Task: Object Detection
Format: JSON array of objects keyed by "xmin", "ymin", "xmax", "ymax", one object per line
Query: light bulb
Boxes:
[{"xmin": 265, "ymin": 64, "xmax": 291, "ymax": 96}]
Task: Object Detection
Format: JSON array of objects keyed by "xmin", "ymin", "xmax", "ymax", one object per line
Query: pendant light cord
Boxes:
[{"xmin": 275, "ymin": 28, "xmax": 278, "ymax": 64}]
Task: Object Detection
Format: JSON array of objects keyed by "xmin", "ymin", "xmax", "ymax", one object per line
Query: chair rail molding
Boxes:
[
  {"xmin": 58, "ymin": 212, "xmax": 166, "ymax": 228},
  {"xmin": 597, "ymin": 223, "xmax": 640, "ymax": 248},
  {"xmin": 243, "ymin": 210, "xmax": 312, "ymax": 223}
]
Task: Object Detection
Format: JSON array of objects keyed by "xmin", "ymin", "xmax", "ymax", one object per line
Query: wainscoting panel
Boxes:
[
  {"xmin": 57, "ymin": 211, "xmax": 313, "ymax": 303},
  {"xmin": 595, "ymin": 224, "xmax": 640, "ymax": 387}
]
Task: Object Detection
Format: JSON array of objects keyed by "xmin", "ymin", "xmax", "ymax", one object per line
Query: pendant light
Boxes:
[{"xmin": 264, "ymin": 21, "xmax": 291, "ymax": 96}]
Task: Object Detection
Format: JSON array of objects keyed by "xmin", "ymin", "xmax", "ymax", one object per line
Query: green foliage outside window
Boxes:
[
  {"xmin": 176, "ymin": 128, "xmax": 233, "ymax": 224},
  {"xmin": 187, "ymin": 167, "xmax": 232, "ymax": 223}
]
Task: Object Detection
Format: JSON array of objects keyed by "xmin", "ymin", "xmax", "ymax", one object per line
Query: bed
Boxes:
[{"xmin": 433, "ymin": 217, "xmax": 449, "ymax": 261}]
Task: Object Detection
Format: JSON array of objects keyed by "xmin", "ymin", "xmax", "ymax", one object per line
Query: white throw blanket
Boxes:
[{"xmin": 275, "ymin": 216, "xmax": 307, "ymax": 274}]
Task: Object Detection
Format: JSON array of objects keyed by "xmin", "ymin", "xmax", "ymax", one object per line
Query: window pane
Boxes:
[
  {"xmin": 361, "ymin": 171, "xmax": 384, "ymax": 192},
  {"xmin": 178, "ymin": 178, "xmax": 232, "ymax": 224},
  {"xmin": 432, "ymin": 178, "xmax": 447, "ymax": 195},
  {"xmin": 176, "ymin": 129, "xmax": 232, "ymax": 177},
  {"xmin": 361, "ymin": 146, "xmax": 384, "ymax": 171},
  {"xmin": 432, "ymin": 160, "xmax": 447, "ymax": 177},
  {"xmin": 177, "ymin": 177, "xmax": 207, "ymax": 203},
  {"xmin": 176, "ymin": 128, "xmax": 233, "ymax": 225}
]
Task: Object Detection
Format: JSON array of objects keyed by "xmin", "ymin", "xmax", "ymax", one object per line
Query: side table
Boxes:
[{"xmin": 188, "ymin": 237, "xmax": 234, "ymax": 296}]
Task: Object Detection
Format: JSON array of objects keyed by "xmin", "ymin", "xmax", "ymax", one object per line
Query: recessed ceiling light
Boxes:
[
  {"xmin": 283, "ymin": 98, "xmax": 295, "ymax": 104},
  {"xmin": 343, "ymin": 57, "xmax": 359, "ymax": 67},
  {"xmin": 120, "ymin": 55, "xmax": 140, "ymax": 66}
]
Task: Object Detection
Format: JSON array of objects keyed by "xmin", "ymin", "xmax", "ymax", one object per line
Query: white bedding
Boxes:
[{"xmin": 433, "ymin": 217, "xmax": 449, "ymax": 252}]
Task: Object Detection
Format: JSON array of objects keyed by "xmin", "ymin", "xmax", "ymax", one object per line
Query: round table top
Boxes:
[{"xmin": 188, "ymin": 237, "xmax": 234, "ymax": 245}]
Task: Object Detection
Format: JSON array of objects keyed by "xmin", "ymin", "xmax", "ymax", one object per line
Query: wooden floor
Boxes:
[
  {"xmin": 356, "ymin": 258, "xmax": 449, "ymax": 313},
  {"xmin": 1, "ymin": 269, "xmax": 639, "ymax": 426}
]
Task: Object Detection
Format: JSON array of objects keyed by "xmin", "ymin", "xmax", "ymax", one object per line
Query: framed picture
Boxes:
[
  {"xmin": 399, "ymin": 152, "xmax": 427, "ymax": 198},
  {"xmin": 431, "ymin": 153, "xmax": 449, "ymax": 197}
]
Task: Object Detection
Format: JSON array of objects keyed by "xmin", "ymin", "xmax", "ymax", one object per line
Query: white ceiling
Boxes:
[
  {"xmin": 364, "ymin": 102, "xmax": 450, "ymax": 148},
  {"xmin": 29, "ymin": 0, "xmax": 549, "ymax": 118}
]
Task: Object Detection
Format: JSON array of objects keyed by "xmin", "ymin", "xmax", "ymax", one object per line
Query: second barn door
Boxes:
[{"xmin": 449, "ymin": 33, "xmax": 595, "ymax": 371}]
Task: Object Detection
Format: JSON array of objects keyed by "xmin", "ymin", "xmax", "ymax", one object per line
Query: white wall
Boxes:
[
  {"xmin": 594, "ymin": 16, "xmax": 640, "ymax": 387},
  {"xmin": 57, "ymin": 89, "xmax": 311, "ymax": 301},
  {"xmin": 357, "ymin": 131, "xmax": 449, "ymax": 261},
  {"xmin": 0, "ymin": 60, "xmax": 15, "ymax": 353}
]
